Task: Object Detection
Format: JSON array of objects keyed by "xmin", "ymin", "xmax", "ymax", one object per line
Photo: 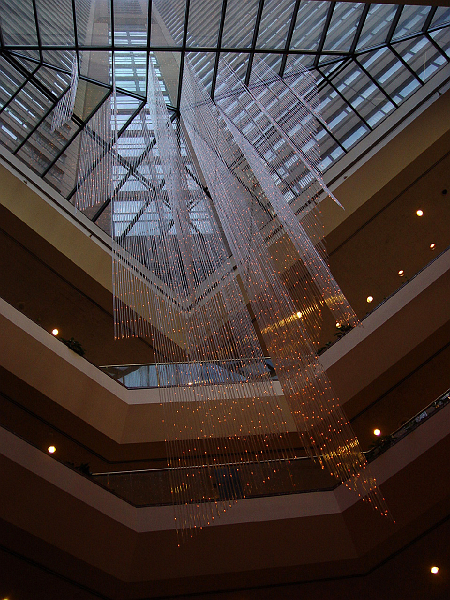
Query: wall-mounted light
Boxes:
[{"xmin": 431, "ymin": 566, "xmax": 439, "ymax": 575}]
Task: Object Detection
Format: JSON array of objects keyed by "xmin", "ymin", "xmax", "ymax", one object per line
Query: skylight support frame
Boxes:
[
  {"xmin": 175, "ymin": 0, "xmax": 191, "ymax": 111},
  {"xmin": 279, "ymin": 0, "xmax": 301, "ymax": 79},
  {"xmin": 244, "ymin": 0, "xmax": 265, "ymax": 86},
  {"xmin": 314, "ymin": 2, "xmax": 335, "ymax": 69},
  {"xmin": 210, "ymin": 0, "xmax": 228, "ymax": 100}
]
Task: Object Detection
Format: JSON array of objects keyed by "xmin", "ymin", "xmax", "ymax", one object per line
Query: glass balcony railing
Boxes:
[
  {"xmin": 99, "ymin": 357, "xmax": 277, "ymax": 389},
  {"xmin": 83, "ymin": 387, "xmax": 450, "ymax": 506}
]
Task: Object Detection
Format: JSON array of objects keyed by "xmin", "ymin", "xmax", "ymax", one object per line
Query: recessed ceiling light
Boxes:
[
  {"xmin": 431, "ymin": 566, "xmax": 439, "ymax": 574},
  {"xmin": 366, "ymin": 296, "xmax": 373, "ymax": 303},
  {"xmin": 373, "ymin": 428, "xmax": 381, "ymax": 436},
  {"xmin": 398, "ymin": 270, "xmax": 404, "ymax": 276},
  {"xmin": 430, "ymin": 243, "xmax": 436, "ymax": 249},
  {"xmin": 48, "ymin": 445, "xmax": 56, "ymax": 454},
  {"xmin": 51, "ymin": 328, "xmax": 59, "ymax": 336},
  {"xmin": 416, "ymin": 209, "xmax": 424, "ymax": 216}
]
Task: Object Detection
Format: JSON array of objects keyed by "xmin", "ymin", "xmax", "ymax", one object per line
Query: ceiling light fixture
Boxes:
[
  {"xmin": 430, "ymin": 243, "xmax": 436, "ymax": 249},
  {"xmin": 398, "ymin": 270, "xmax": 404, "ymax": 276},
  {"xmin": 416, "ymin": 209, "xmax": 424, "ymax": 216},
  {"xmin": 431, "ymin": 566, "xmax": 439, "ymax": 574},
  {"xmin": 366, "ymin": 296, "xmax": 373, "ymax": 303},
  {"xmin": 48, "ymin": 445, "xmax": 56, "ymax": 454},
  {"xmin": 373, "ymin": 428, "xmax": 381, "ymax": 436},
  {"xmin": 51, "ymin": 328, "xmax": 59, "ymax": 336},
  {"xmin": 296, "ymin": 311, "xmax": 302, "ymax": 319}
]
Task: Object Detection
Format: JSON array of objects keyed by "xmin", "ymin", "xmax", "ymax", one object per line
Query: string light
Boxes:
[{"xmin": 51, "ymin": 54, "xmax": 78, "ymax": 131}]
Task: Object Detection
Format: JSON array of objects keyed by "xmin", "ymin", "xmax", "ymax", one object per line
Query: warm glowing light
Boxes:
[
  {"xmin": 431, "ymin": 566, "xmax": 439, "ymax": 574},
  {"xmin": 416, "ymin": 209, "xmax": 424, "ymax": 216},
  {"xmin": 48, "ymin": 445, "xmax": 56, "ymax": 454},
  {"xmin": 366, "ymin": 296, "xmax": 373, "ymax": 303},
  {"xmin": 296, "ymin": 311, "xmax": 302, "ymax": 319},
  {"xmin": 430, "ymin": 243, "xmax": 436, "ymax": 249},
  {"xmin": 373, "ymin": 428, "xmax": 381, "ymax": 436},
  {"xmin": 335, "ymin": 322, "xmax": 341, "ymax": 328},
  {"xmin": 51, "ymin": 328, "xmax": 59, "ymax": 336},
  {"xmin": 398, "ymin": 270, "xmax": 404, "ymax": 276}
]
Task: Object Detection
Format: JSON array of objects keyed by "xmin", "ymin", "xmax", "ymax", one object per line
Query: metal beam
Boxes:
[
  {"xmin": 349, "ymin": 3, "xmax": 370, "ymax": 55},
  {"xmin": 31, "ymin": 0, "xmax": 43, "ymax": 63},
  {"xmin": 314, "ymin": 2, "xmax": 335, "ymax": 68},
  {"xmin": 244, "ymin": 0, "xmax": 265, "ymax": 86},
  {"xmin": 0, "ymin": 62, "xmax": 40, "ymax": 115},
  {"xmin": 210, "ymin": 0, "xmax": 228, "ymax": 100},
  {"xmin": 175, "ymin": 0, "xmax": 191, "ymax": 111},
  {"xmin": 279, "ymin": 0, "xmax": 301, "ymax": 78}
]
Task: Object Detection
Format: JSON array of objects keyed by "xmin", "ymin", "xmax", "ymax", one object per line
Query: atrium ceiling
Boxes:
[{"xmin": 0, "ymin": 1, "xmax": 449, "ymax": 237}]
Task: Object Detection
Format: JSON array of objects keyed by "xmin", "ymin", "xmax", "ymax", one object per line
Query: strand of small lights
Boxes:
[
  {"xmin": 74, "ymin": 90, "xmax": 114, "ymax": 212},
  {"xmin": 51, "ymin": 53, "xmax": 79, "ymax": 132},
  {"xmin": 181, "ymin": 59, "xmax": 389, "ymax": 518},
  {"xmin": 106, "ymin": 59, "xmax": 298, "ymax": 541}
]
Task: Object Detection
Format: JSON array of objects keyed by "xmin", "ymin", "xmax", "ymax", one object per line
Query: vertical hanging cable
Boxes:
[{"xmin": 51, "ymin": 53, "xmax": 79, "ymax": 131}]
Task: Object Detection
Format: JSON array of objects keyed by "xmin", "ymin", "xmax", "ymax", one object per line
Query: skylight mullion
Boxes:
[
  {"xmin": 31, "ymin": 0, "xmax": 43, "ymax": 62},
  {"xmin": 279, "ymin": 0, "xmax": 301, "ymax": 78},
  {"xmin": 0, "ymin": 14, "xmax": 5, "ymax": 49},
  {"xmin": 386, "ymin": 5, "xmax": 403, "ymax": 44},
  {"xmin": 211, "ymin": 0, "xmax": 228, "ymax": 99},
  {"xmin": 354, "ymin": 56, "xmax": 398, "ymax": 109},
  {"xmin": 388, "ymin": 43, "xmax": 424, "ymax": 85},
  {"xmin": 318, "ymin": 66, "xmax": 373, "ymax": 133},
  {"xmin": 423, "ymin": 7, "xmax": 438, "ymax": 33},
  {"xmin": 12, "ymin": 85, "xmax": 69, "ymax": 155},
  {"xmin": 145, "ymin": 0, "xmax": 153, "ymax": 98},
  {"xmin": 313, "ymin": 2, "xmax": 335, "ymax": 68},
  {"xmin": 71, "ymin": 0, "xmax": 80, "ymax": 70},
  {"xmin": 244, "ymin": 0, "xmax": 265, "ymax": 86},
  {"xmin": 0, "ymin": 62, "xmax": 40, "ymax": 115},
  {"xmin": 175, "ymin": 0, "xmax": 192, "ymax": 111},
  {"xmin": 349, "ymin": 4, "xmax": 370, "ymax": 55}
]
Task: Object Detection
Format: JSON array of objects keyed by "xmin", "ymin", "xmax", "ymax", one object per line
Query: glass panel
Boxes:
[
  {"xmin": 35, "ymin": 0, "xmax": 75, "ymax": 46},
  {"xmin": 284, "ymin": 53, "xmax": 315, "ymax": 72},
  {"xmin": 290, "ymin": 1, "xmax": 329, "ymax": 51},
  {"xmin": 185, "ymin": 51, "xmax": 217, "ymax": 97},
  {"xmin": 35, "ymin": 64, "xmax": 72, "ymax": 98},
  {"xmin": 75, "ymin": 0, "xmax": 111, "ymax": 47},
  {"xmin": 151, "ymin": 0, "xmax": 186, "ymax": 47},
  {"xmin": 0, "ymin": 82, "xmax": 52, "ymax": 151},
  {"xmin": 323, "ymin": 2, "xmax": 365, "ymax": 52},
  {"xmin": 429, "ymin": 28, "xmax": 450, "ymax": 58},
  {"xmin": 187, "ymin": 0, "xmax": 223, "ymax": 47},
  {"xmin": 44, "ymin": 134, "xmax": 81, "ymax": 197},
  {"xmin": 95, "ymin": 201, "xmax": 112, "ymax": 235},
  {"xmin": 113, "ymin": 51, "xmax": 147, "ymax": 95},
  {"xmin": 221, "ymin": 0, "xmax": 259, "ymax": 49},
  {"xmin": 153, "ymin": 51, "xmax": 180, "ymax": 107},
  {"xmin": 256, "ymin": 0, "xmax": 296, "ymax": 50},
  {"xmin": 316, "ymin": 71, "xmax": 369, "ymax": 151},
  {"xmin": 357, "ymin": 4, "xmax": 398, "ymax": 50},
  {"xmin": 79, "ymin": 50, "xmax": 111, "ymax": 86},
  {"xmin": 392, "ymin": 5, "xmax": 432, "ymax": 41},
  {"xmin": 114, "ymin": 0, "xmax": 149, "ymax": 46},
  {"xmin": 73, "ymin": 79, "xmax": 110, "ymax": 121},
  {"xmin": 41, "ymin": 49, "xmax": 75, "ymax": 72},
  {"xmin": 359, "ymin": 47, "xmax": 421, "ymax": 106},
  {"xmin": 17, "ymin": 107, "xmax": 80, "ymax": 174},
  {"xmin": 394, "ymin": 37, "xmax": 447, "ymax": 84},
  {"xmin": 0, "ymin": 0, "xmax": 38, "ymax": 46},
  {"xmin": 0, "ymin": 57, "xmax": 26, "ymax": 110},
  {"xmin": 321, "ymin": 60, "xmax": 395, "ymax": 128},
  {"xmin": 431, "ymin": 7, "xmax": 450, "ymax": 29},
  {"xmin": 220, "ymin": 51, "xmax": 250, "ymax": 84}
]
